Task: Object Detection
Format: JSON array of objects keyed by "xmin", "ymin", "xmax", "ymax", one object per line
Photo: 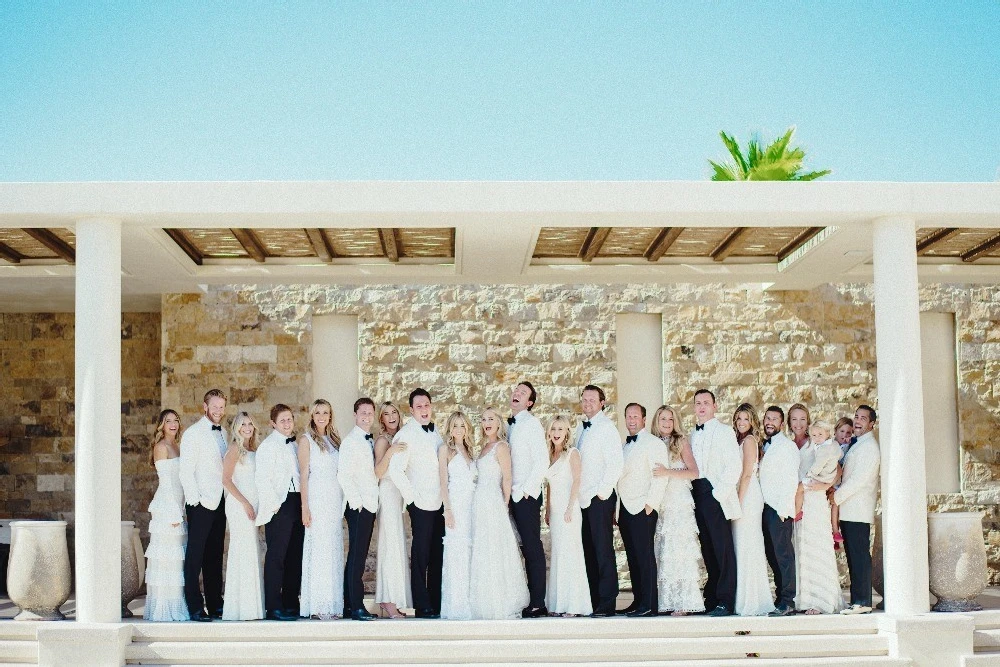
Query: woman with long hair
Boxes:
[
  {"xmin": 373, "ymin": 401, "xmax": 411, "ymax": 618},
  {"xmin": 221, "ymin": 411, "xmax": 264, "ymax": 620},
  {"xmin": 298, "ymin": 399, "xmax": 345, "ymax": 620},
  {"xmin": 543, "ymin": 415, "xmax": 591, "ymax": 617},
  {"xmin": 438, "ymin": 411, "xmax": 476, "ymax": 620},
  {"xmin": 730, "ymin": 403, "xmax": 774, "ymax": 616}
]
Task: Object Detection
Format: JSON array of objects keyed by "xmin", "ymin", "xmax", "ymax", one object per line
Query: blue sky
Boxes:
[{"xmin": 1, "ymin": 2, "xmax": 997, "ymax": 182}]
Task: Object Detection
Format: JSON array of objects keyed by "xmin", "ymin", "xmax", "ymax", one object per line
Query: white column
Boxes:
[
  {"xmin": 872, "ymin": 216, "xmax": 930, "ymax": 616},
  {"xmin": 74, "ymin": 219, "xmax": 122, "ymax": 623}
]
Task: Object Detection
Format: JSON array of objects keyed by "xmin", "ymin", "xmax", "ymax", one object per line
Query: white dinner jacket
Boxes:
[
  {"xmin": 758, "ymin": 431, "xmax": 800, "ymax": 520},
  {"xmin": 508, "ymin": 409, "xmax": 548, "ymax": 502},
  {"xmin": 573, "ymin": 411, "xmax": 624, "ymax": 509},
  {"xmin": 254, "ymin": 430, "xmax": 300, "ymax": 526},
  {"xmin": 690, "ymin": 417, "xmax": 743, "ymax": 520},
  {"xmin": 178, "ymin": 416, "xmax": 227, "ymax": 510},
  {"xmin": 616, "ymin": 429, "xmax": 670, "ymax": 515},
  {"xmin": 834, "ymin": 430, "xmax": 880, "ymax": 524},
  {"xmin": 387, "ymin": 418, "xmax": 444, "ymax": 511},
  {"xmin": 337, "ymin": 426, "xmax": 380, "ymax": 513}
]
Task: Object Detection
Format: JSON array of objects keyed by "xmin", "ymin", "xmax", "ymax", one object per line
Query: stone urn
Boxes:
[
  {"xmin": 6, "ymin": 520, "xmax": 71, "ymax": 621},
  {"xmin": 928, "ymin": 511, "xmax": 987, "ymax": 612},
  {"xmin": 121, "ymin": 521, "xmax": 143, "ymax": 618}
]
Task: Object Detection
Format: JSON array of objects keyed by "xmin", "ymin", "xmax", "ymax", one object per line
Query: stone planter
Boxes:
[
  {"xmin": 121, "ymin": 521, "xmax": 143, "ymax": 618},
  {"xmin": 6, "ymin": 520, "xmax": 71, "ymax": 621},
  {"xmin": 928, "ymin": 511, "xmax": 987, "ymax": 612}
]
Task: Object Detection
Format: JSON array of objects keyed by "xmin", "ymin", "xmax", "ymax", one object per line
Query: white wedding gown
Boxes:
[
  {"xmin": 440, "ymin": 451, "xmax": 475, "ymax": 619},
  {"xmin": 375, "ymin": 450, "xmax": 411, "ymax": 609},
  {"xmin": 654, "ymin": 450, "xmax": 705, "ymax": 613},
  {"xmin": 794, "ymin": 489, "xmax": 845, "ymax": 613},
  {"xmin": 544, "ymin": 449, "xmax": 592, "ymax": 616},
  {"xmin": 732, "ymin": 453, "xmax": 775, "ymax": 616},
  {"xmin": 145, "ymin": 457, "xmax": 189, "ymax": 621},
  {"xmin": 469, "ymin": 445, "xmax": 530, "ymax": 620},
  {"xmin": 299, "ymin": 434, "xmax": 345, "ymax": 618},
  {"xmin": 222, "ymin": 450, "xmax": 264, "ymax": 620}
]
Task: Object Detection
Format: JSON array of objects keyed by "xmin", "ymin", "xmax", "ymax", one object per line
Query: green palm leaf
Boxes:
[{"xmin": 709, "ymin": 127, "xmax": 830, "ymax": 181}]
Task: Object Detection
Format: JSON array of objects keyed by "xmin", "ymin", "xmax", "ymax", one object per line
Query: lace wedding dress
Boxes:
[
  {"xmin": 654, "ymin": 449, "xmax": 705, "ymax": 614},
  {"xmin": 145, "ymin": 457, "xmax": 189, "ymax": 621},
  {"xmin": 440, "ymin": 451, "xmax": 475, "ymax": 619},
  {"xmin": 222, "ymin": 449, "xmax": 264, "ymax": 620},
  {"xmin": 299, "ymin": 434, "xmax": 345, "ymax": 619},
  {"xmin": 732, "ymin": 452, "xmax": 775, "ymax": 616},
  {"xmin": 544, "ymin": 449, "xmax": 592, "ymax": 616}
]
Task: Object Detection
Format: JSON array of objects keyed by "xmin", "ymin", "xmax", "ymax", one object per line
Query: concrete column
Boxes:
[
  {"xmin": 74, "ymin": 218, "xmax": 122, "ymax": 623},
  {"xmin": 872, "ymin": 216, "xmax": 930, "ymax": 617}
]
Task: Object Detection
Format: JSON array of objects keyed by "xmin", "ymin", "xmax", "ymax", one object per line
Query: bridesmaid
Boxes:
[
  {"xmin": 145, "ymin": 409, "xmax": 189, "ymax": 621},
  {"xmin": 543, "ymin": 415, "xmax": 591, "ymax": 617},
  {"xmin": 221, "ymin": 411, "xmax": 264, "ymax": 620},
  {"xmin": 298, "ymin": 399, "xmax": 345, "ymax": 620},
  {"xmin": 438, "ymin": 411, "xmax": 476, "ymax": 620},
  {"xmin": 373, "ymin": 401, "xmax": 411, "ymax": 618},
  {"xmin": 731, "ymin": 404, "xmax": 774, "ymax": 616}
]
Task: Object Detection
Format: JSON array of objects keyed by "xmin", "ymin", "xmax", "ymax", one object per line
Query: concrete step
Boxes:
[
  {"xmin": 963, "ymin": 655, "xmax": 1000, "ymax": 667},
  {"xmin": 0, "ymin": 640, "xmax": 36, "ymax": 663},
  {"xmin": 976, "ymin": 629, "xmax": 1000, "ymax": 651},
  {"xmin": 125, "ymin": 660, "xmax": 914, "ymax": 667},
  {"xmin": 0, "ymin": 624, "xmax": 37, "ymax": 641}
]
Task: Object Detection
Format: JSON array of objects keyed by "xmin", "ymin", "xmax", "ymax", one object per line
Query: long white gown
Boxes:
[
  {"xmin": 145, "ymin": 457, "xmax": 189, "ymax": 621},
  {"xmin": 732, "ymin": 447, "xmax": 775, "ymax": 616},
  {"xmin": 440, "ymin": 451, "xmax": 475, "ymax": 620},
  {"xmin": 375, "ymin": 448, "xmax": 411, "ymax": 609},
  {"xmin": 222, "ymin": 450, "xmax": 264, "ymax": 620},
  {"xmin": 544, "ymin": 449, "xmax": 592, "ymax": 616},
  {"xmin": 299, "ymin": 434, "xmax": 345, "ymax": 618},
  {"xmin": 469, "ymin": 445, "xmax": 530, "ymax": 620},
  {"xmin": 794, "ymin": 489, "xmax": 845, "ymax": 613},
  {"xmin": 654, "ymin": 448, "xmax": 705, "ymax": 614}
]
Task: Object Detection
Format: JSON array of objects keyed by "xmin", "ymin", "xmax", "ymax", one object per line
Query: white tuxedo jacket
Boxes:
[
  {"xmin": 616, "ymin": 430, "xmax": 670, "ymax": 515},
  {"xmin": 758, "ymin": 431, "xmax": 800, "ymax": 520},
  {"xmin": 834, "ymin": 431, "xmax": 880, "ymax": 524},
  {"xmin": 508, "ymin": 409, "xmax": 548, "ymax": 502},
  {"xmin": 387, "ymin": 419, "xmax": 444, "ymax": 511},
  {"xmin": 573, "ymin": 411, "xmax": 624, "ymax": 509},
  {"xmin": 337, "ymin": 426, "xmax": 380, "ymax": 513},
  {"xmin": 179, "ymin": 416, "xmax": 227, "ymax": 510},
  {"xmin": 690, "ymin": 417, "xmax": 743, "ymax": 520},
  {"xmin": 254, "ymin": 430, "xmax": 300, "ymax": 526}
]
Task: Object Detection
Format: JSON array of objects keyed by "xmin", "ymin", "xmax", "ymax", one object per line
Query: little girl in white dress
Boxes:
[{"xmin": 439, "ymin": 412, "xmax": 476, "ymax": 620}]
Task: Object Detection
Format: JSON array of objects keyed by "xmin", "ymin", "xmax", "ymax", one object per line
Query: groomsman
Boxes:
[
  {"xmin": 758, "ymin": 405, "xmax": 800, "ymax": 617},
  {"xmin": 835, "ymin": 405, "xmax": 880, "ymax": 615},
  {"xmin": 388, "ymin": 388, "xmax": 445, "ymax": 618},
  {"xmin": 507, "ymin": 381, "xmax": 549, "ymax": 618},
  {"xmin": 179, "ymin": 388, "xmax": 228, "ymax": 622},
  {"xmin": 338, "ymin": 398, "xmax": 380, "ymax": 621},
  {"xmin": 689, "ymin": 389, "xmax": 742, "ymax": 617},
  {"xmin": 616, "ymin": 403, "xmax": 669, "ymax": 617},
  {"xmin": 574, "ymin": 384, "xmax": 624, "ymax": 617},
  {"xmin": 255, "ymin": 404, "xmax": 304, "ymax": 621}
]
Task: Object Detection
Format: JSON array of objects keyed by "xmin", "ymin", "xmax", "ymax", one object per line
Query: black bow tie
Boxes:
[
  {"xmin": 695, "ymin": 424, "xmax": 705, "ymax": 431},
  {"xmin": 365, "ymin": 433, "xmax": 373, "ymax": 442},
  {"xmin": 422, "ymin": 423, "xmax": 435, "ymax": 433},
  {"xmin": 285, "ymin": 436, "xmax": 296, "ymax": 444},
  {"xmin": 763, "ymin": 438, "xmax": 772, "ymax": 446},
  {"xmin": 582, "ymin": 420, "xmax": 592, "ymax": 429},
  {"xmin": 507, "ymin": 416, "xmax": 516, "ymax": 426},
  {"xmin": 625, "ymin": 434, "xmax": 637, "ymax": 444},
  {"xmin": 211, "ymin": 425, "xmax": 221, "ymax": 431}
]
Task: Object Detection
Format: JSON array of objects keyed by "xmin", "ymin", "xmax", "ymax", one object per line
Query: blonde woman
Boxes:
[
  {"xmin": 298, "ymin": 399, "xmax": 345, "ymax": 620},
  {"xmin": 650, "ymin": 405, "xmax": 704, "ymax": 615},
  {"xmin": 543, "ymin": 415, "xmax": 591, "ymax": 617},
  {"xmin": 469, "ymin": 407, "xmax": 530, "ymax": 619},
  {"xmin": 373, "ymin": 401, "xmax": 411, "ymax": 618},
  {"xmin": 145, "ymin": 409, "xmax": 189, "ymax": 621},
  {"xmin": 439, "ymin": 411, "xmax": 476, "ymax": 620},
  {"xmin": 222, "ymin": 411, "xmax": 264, "ymax": 620}
]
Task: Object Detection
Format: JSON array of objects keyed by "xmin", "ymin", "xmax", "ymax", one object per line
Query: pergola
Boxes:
[{"xmin": 1, "ymin": 180, "xmax": 999, "ymax": 662}]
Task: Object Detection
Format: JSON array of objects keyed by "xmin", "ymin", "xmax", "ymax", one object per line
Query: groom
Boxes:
[{"xmin": 758, "ymin": 405, "xmax": 800, "ymax": 617}]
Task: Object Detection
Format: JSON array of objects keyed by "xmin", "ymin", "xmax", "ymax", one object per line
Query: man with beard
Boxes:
[{"xmin": 757, "ymin": 405, "xmax": 800, "ymax": 616}]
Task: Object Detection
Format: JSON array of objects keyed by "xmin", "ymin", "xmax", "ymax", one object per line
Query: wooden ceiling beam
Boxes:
[
  {"xmin": 22, "ymin": 228, "xmax": 75, "ymax": 263},
  {"xmin": 230, "ymin": 228, "xmax": 267, "ymax": 263},
  {"xmin": 962, "ymin": 231, "xmax": 1000, "ymax": 263},
  {"xmin": 305, "ymin": 228, "xmax": 333, "ymax": 262},
  {"xmin": 644, "ymin": 227, "xmax": 684, "ymax": 262},
  {"xmin": 916, "ymin": 227, "xmax": 959, "ymax": 255},
  {"xmin": 776, "ymin": 226, "xmax": 825, "ymax": 262},
  {"xmin": 379, "ymin": 228, "xmax": 400, "ymax": 262},
  {"xmin": 579, "ymin": 227, "xmax": 612, "ymax": 262},
  {"xmin": 164, "ymin": 229, "xmax": 203, "ymax": 265},
  {"xmin": 0, "ymin": 241, "xmax": 22, "ymax": 264},
  {"xmin": 710, "ymin": 227, "xmax": 752, "ymax": 262}
]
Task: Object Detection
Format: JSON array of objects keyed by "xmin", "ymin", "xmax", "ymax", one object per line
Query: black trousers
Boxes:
[
  {"xmin": 840, "ymin": 520, "xmax": 873, "ymax": 606},
  {"xmin": 762, "ymin": 504, "xmax": 796, "ymax": 608},
  {"xmin": 183, "ymin": 501, "xmax": 226, "ymax": 615},
  {"xmin": 692, "ymin": 479, "xmax": 737, "ymax": 610},
  {"xmin": 581, "ymin": 491, "xmax": 619, "ymax": 613},
  {"xmin": 263, "ymin": 492, "xmax": 304, "ymax": 614},
  {"xmin": 510, "ymin": 494, "xmax": 546, "ymax": 609},
  {"xmin": 619, "ymin": 505, "xmax": 658, "ymax": 612},
  {"xmin": 407, "ymin": 504, "xmax": 445, "ymax": 613},
  {"xmin": 343, "ymin": 507, "xmax": 376, "ymax": 613}
]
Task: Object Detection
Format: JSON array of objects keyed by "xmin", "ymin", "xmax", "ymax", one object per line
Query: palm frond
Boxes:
[
  {"xmin": 718, "ymin": 131, "xmax": 749, "ymax": 176},
  {"xmin": 709, "ymin": 160, "xmax": 739, "ymax": 181},
  {"xmin": 794, "ymin": 169, "xmax": 833, "ymax": 181}
]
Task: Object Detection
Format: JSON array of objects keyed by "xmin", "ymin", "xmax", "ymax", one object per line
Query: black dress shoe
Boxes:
[
  {"xmin": 526, "ymin": 606, "xmax": 548, "ymax": 618},
  {"xmin": 350, "ymin": 608, "xmax": 377, "ymax": 621},
  {"xmin": 590, "ymin": 608, "xmax": 615, "ymax": 618},
  {"xmin": 706, "ymin": 605, "xmax": 733, "ymax": 617},
  {"xmin": 265, "ymin": 609, "xmax": 299, "ymax": 621},
  {"xmin": 189, "ymin": 610, "xmax": 213, "ymax": 622},
  {"xmin": 627, "ymin": 607, "xmax": 656, "ymax": 617},
  {"xmin": 616, "ymin": 604, "xmax": 637, "ymax": 616},
  {"xmin": 209, "ymin": 608, "xmax": 223, "ymax": 620},
  {"xmin": 415, "ymin": 608, "xmax": 440, "ymax": 619},
  {"xmin": 767, "ymin": 604, "xmax": 795, "ymax": 617}
]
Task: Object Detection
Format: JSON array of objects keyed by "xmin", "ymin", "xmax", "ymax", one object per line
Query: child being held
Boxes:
[{"xmin": 793, "ymin": 421, "xmax": 842, "ymax": 520}]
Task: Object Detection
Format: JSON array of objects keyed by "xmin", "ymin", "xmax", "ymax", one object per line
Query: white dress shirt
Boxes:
[
  {"xmin": 179, "ymin": 416, "xmax": 227, "ymax": 510},
  {"xmin": 387, "ymin": 419, "xmax": 444, "ymax": 511},
  {"xmin": 573, "ymin": 411, "xmax": 624, "ymax": 509},
  {"xmin": 616, "ymin": 429, "xmax": 670, "ymax": 515},
  {"xmin": 758, "ymin": 431, "xmax": 801, "ymax": 520},
  {"xmin": 337, "ymin": 426, "xmax": 380, "ymax": 513},
  {"xmin": 508, "ymin": 409, "xmax": 548, "ymax": 502},
  {"xmin": 834, "ymin": 431, "xmax": 880, "ymax": 524},
  {"xmin": 689, "ymin": 417, "xmax": 743, "ymax": 520},
  {"xmin": 254, "ymin": 430, "xmax": 300, "ymax": 526}
]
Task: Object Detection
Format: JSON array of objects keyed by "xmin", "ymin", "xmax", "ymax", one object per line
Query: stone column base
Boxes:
[
  {"xmin": 36, "ymin": 623, "xmax": 131, "ymax": 667},
  {"xmin": 878, "ymin": 614, "xmax": 975, "ymax": 667}
]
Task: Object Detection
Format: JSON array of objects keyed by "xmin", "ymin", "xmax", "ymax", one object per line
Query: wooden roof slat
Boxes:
[
  {"xmin": 917, "ymin": 228, "xmax": 960, "ymax": 255},
  {"xmin": 962, "ymin": 231, "xmax": 1000, "ymax": 263},
  {"xmin": 165, "ymin": 229, "xmax": 203, "ymax": 265},
  {"xmin": 580, "ymin": 227, "xmax": 612, "ymax": 262},
  {"xmin": 231, "ymin": 228, "xmax": 267, "ymax": 263},
  {"xmin": 645, "ymin": 227, "xmax": 685, "ymax": 262},
  {"xmin": 305, "ymin": 229, "xmax": 333, "ymax": 262},
  {"xmin": 380, "ymin": 228, "xmax": 400, "ymax": 262},
  {"xmin": 0, "ymin": 241, "xmax": 22, "ymax": 264},
  {"xmin": 711, "ymin": 227, "xmax": 752, "ymax": 262},
  {"xmin": 22, "ymin": 228, "xmax": 75, "ymax": 263},
  {"xmin": 776, "ymin": 227, "xmax": 825, "ymax": 261}
]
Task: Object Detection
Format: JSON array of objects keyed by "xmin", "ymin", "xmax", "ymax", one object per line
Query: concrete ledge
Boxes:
[
  {"xmin": 879, "ymin": 614, "xmax": 976, "ymax": 667},
  {"xmin": 36, "ymin": 623, "xmax": 131, "ymax": 667}
]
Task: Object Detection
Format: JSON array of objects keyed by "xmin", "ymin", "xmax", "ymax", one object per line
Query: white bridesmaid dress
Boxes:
[
  {"xmin": 145, "ymin": 457, "xmax": 189, "ymax": 621},
  {"xmin": 375, "ymin": 449, "xmax": 411, "ymax": 610},
  {"xmin": 299, "ymin": 433, "xmax": 346, "ymax": 619},
  {"xmin": 222, "ymin": 450, "xmax": 265, "ymax": 620},
  {"xmin": 732, "ymin": 449, "xmax": 775, "ymax": 616},
  {"xmin": 440, "ymin": 451, "xmax": 475, "ymax": 620},
  {"xmin": 544, "ymin": 449, "xmax": 592, "ymax": 616}
]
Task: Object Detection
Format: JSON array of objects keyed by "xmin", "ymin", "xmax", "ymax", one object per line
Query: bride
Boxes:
[{"xmin": 468, "ymin": 407, "xmax": 530, "ymax": 620}]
